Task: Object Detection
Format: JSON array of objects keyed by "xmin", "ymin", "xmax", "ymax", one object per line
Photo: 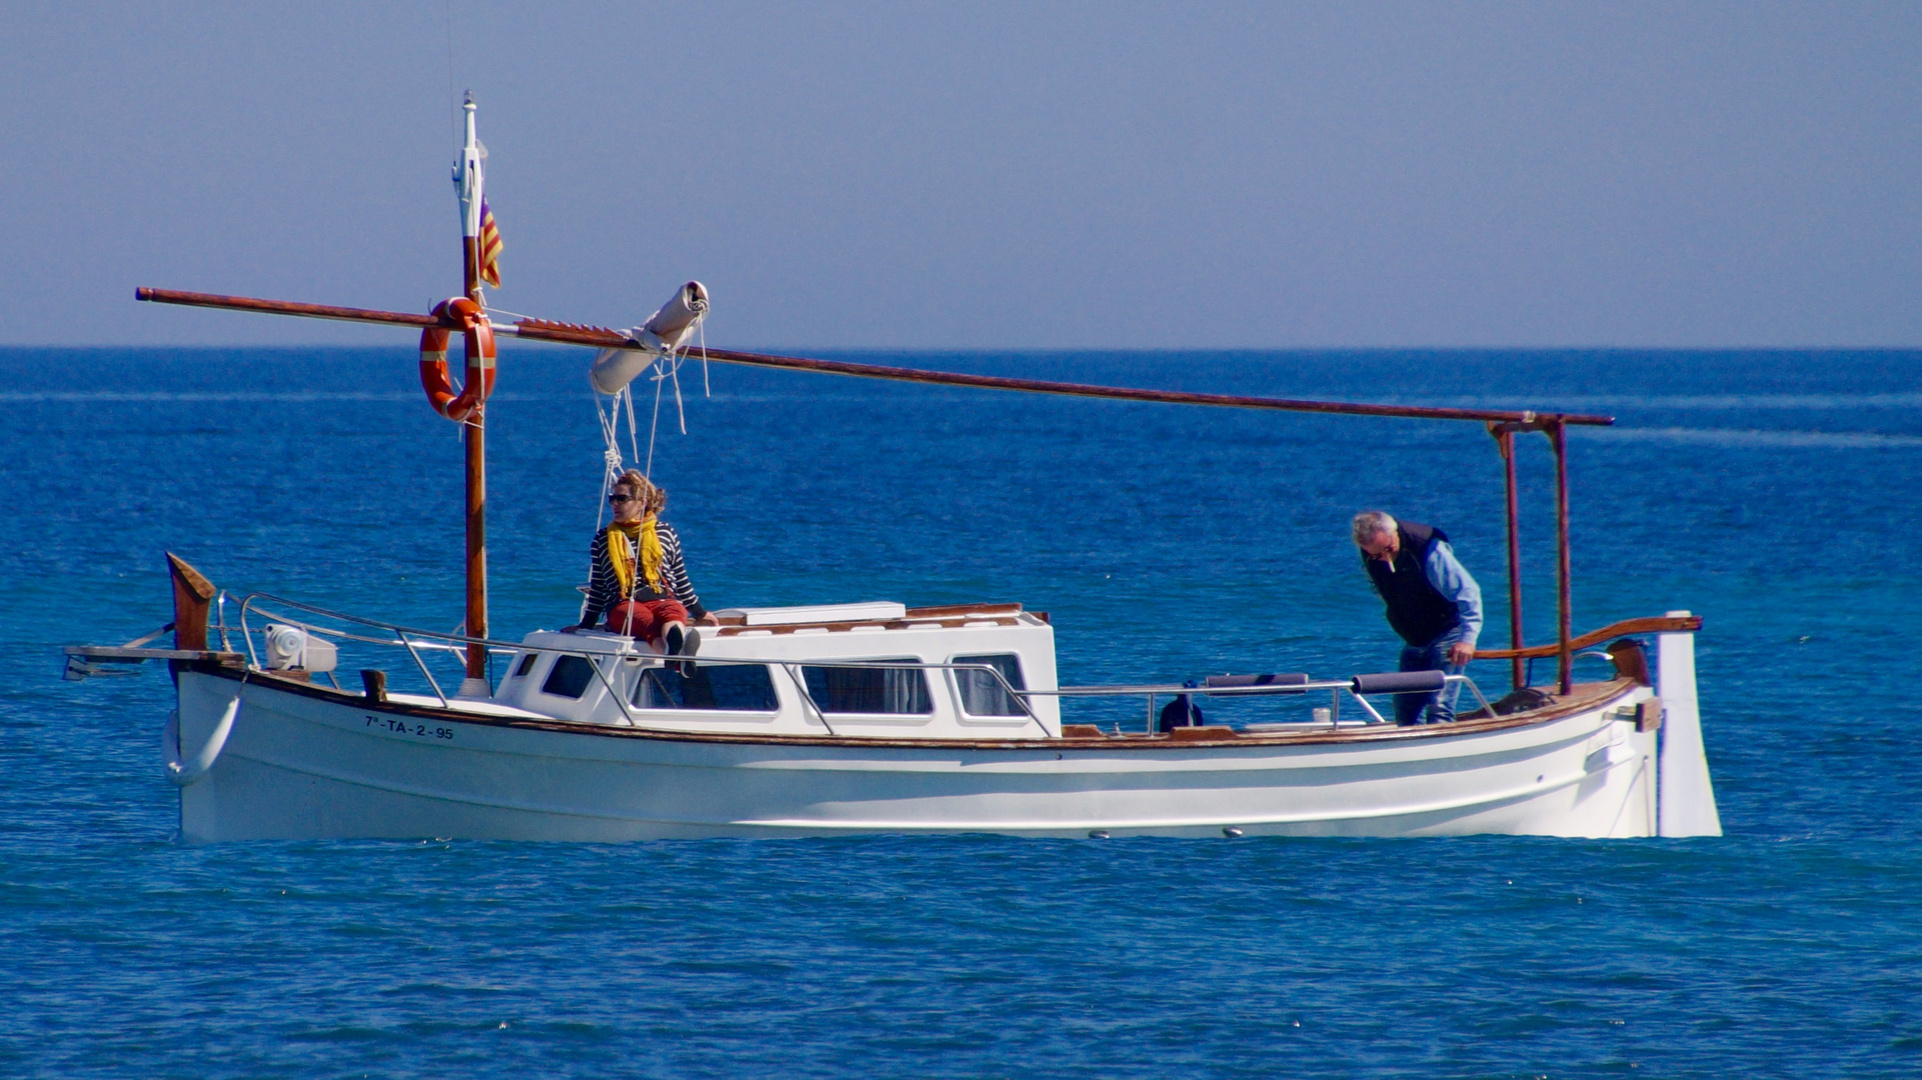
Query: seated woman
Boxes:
[{"xmin": 579, "ymin": 470, "xmax": 715, "ymax": 654}]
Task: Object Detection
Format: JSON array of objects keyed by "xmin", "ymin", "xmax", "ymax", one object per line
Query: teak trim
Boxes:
[
  {"xmin": 1471, "ymin": 615, "xmax": 1702, "ymax": 661},
  {"xmin": 717, "ymin": 616, "xmax": 1024, "ymax": 637}
]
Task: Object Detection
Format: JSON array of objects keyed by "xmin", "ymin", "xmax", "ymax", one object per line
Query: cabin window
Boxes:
[
  {"xmin": 541, "ymin": 655, "xmax": 597, "ymax": 699},
  {"xmin": 632, "ymin": 664, "xmax": 779, "ymax": 712},
  {"xmin": 801, "ymin": 661, "xmax": 933, "ymax": 715},
  {"xmin": 952, "ymin": 654, "xmax": 1027, "ymax": 716},
  {"xmin": 512, "ymin": 652, "xmax": 538, "ymax": 678}
]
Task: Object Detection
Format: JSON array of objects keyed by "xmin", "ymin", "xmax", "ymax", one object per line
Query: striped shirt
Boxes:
[{"xmin": 582, "ymin": 520, "xmax": 706, "ymax": 625}]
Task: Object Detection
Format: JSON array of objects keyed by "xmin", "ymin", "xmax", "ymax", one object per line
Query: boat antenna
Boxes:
[{"xmin": 444, "ymin": 6, "xmax": 460, "ymax": 156}]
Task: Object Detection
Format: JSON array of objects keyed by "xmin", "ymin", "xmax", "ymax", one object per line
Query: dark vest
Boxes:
[{"xmin": 1364, "ymin": 521, "xmax": 1461, "ymax": 646}]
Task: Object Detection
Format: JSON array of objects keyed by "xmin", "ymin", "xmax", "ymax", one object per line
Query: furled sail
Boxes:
[{"xmin": 589, "ymin": 281, "xmax": 710, "ymax": 395}]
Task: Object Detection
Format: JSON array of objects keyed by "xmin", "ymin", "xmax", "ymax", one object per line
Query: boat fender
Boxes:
[
  {"xmin": 1351, "ymin": 670, "xmax": 1447, "ymax": 696},
  {"xmin": 1204, "ymin": 672, "xmax": 1309, "ymax": 692},
  {"xmin": 163, "ymin": 688, "xmax": 243, "ymax": 787},
  {"xmin": 419, "ymin": 296, "xmax": 496, "ymax": 421}
]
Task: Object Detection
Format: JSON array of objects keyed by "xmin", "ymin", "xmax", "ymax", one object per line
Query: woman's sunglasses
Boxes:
[{"xmin": 608, "ymin": 494, "xmax": 638, "ymax": 504}]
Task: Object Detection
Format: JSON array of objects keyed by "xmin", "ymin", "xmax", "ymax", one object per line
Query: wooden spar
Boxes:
[
  {"xmin": 675, "ymin": 345, "xmax": 1618, "ymax": 426},
  {"xmin": 133, "ymin": 288, "xmax": 442, "ymax": 329},
  {"xmin": 132, "ymin": 289, "xmax": 1617, "ymax": 428}
]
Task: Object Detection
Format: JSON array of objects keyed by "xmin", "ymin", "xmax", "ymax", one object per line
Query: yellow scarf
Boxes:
[{"xmin": 606, "ymin": 517, "xmax": 664, "ymax": 594}]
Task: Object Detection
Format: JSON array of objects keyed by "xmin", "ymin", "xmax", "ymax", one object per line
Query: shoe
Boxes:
[{"xmin": 663, "ymin": 623, "xmax": 694, "ymax": 677}]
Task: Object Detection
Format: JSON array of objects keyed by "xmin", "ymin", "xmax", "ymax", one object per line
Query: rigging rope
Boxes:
[
  {"xmin": 588, "ymin": 317, "xmax": 715, "ymax": 536},
  {"xmin": 645, "ymin": 364, "xmax": 664, "ymax": 479},
  {"xmin": 623, "ymin": 382, "xmax": 642, "ymax": 471}
]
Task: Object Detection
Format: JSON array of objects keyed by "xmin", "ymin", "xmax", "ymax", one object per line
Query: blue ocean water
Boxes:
[{"xmin": 1, "ymin": 346, "xmax": 1919, "ymax": 1078}]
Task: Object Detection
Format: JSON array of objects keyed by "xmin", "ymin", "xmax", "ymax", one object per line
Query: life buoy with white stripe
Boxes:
[{"xmin": 419, "ymin": 296, "xmax": 496, "ymax": 421}]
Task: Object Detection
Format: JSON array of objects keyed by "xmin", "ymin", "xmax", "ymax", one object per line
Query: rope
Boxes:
[
  {"xmin": 623, "ymin": 382, "xmax": 641, "ymax": 472},
  {"xmin": 698, "ymin": 322, "xmax": 710, "ymax": 397},
  {"xmin": 593, "ymin": 389, "xmax": 625, "ymax": 535},
  {"xmin": 668, "ymin": 353, "xmax": 687, "ymax": 435},
  {"xmin": 594, "ymin": 313, "xmax": 712, "ymax": 529},
  {"xmin": 645, "ymin": 364, "xmax": 664, "ymax": 479}
]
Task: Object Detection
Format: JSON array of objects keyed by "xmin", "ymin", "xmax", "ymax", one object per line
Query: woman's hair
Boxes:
[{"xmin": 613, "ymin": 470, "xmax": 667, "ymax": 516}]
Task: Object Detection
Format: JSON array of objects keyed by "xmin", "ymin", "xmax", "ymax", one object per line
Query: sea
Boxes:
[{"xmin": 1, "ymin": 346, "xmax": 1917, "ymax": 1078}]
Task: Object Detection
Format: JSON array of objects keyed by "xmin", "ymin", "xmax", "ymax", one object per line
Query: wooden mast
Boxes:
[{"xmin": 455, "ymin": 93, "xmax": 490, "ymax": 693}]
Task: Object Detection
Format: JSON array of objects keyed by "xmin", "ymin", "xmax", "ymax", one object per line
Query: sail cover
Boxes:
[{"xmin": 589, "ymin": 281, "xmax": 710, "ymax": 395}]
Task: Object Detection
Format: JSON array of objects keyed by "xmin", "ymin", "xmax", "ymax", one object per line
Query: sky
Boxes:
[{"xmin": 3, "ymin": 1, "xmax": 1919, "ymax": 349}]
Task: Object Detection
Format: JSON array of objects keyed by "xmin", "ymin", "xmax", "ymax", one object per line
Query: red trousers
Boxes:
[{"xmin": 603, "ymin": 599, "xmax": 688, "ymax": 644}]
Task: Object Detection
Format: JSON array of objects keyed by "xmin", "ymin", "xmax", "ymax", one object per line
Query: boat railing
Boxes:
[
  {"xmin": 235, "ymin": 592, "xmax": 551, "ymax": 708},
  {"xmin": 227, "ymin": 593, "xmax": 1048, "ymax": 734},
  {"xmin": 1029, "ymin": 671, "xmax": 1494, "ymax": 733},
  {"xmin": 227, "ymin": 593, "xmax": 1496, "ymax": 736}
]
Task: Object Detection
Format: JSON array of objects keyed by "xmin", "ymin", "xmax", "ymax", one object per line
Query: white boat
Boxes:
[{"xmin": 68, "ymin": 96, "xmax": 1722, "ymax": 842}]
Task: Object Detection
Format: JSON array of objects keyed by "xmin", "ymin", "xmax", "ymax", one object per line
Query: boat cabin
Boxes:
[{"xmin": 490, "ymin": 601, "xmax": 1062, "ymax": 739}]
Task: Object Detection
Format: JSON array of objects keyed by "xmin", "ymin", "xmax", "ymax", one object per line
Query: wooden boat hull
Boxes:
[{"xmin": 171, "ymin": 665, "xmax": 1661, "ymax": 841}]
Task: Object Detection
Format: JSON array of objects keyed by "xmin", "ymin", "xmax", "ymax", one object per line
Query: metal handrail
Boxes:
[
  {"xmin": 778, "ymin": 663, "xmax": 836, "ymax": 736},
  {"xmin": 232, "ymin": 593, "xmax": 1041, "ymax": 733},
  {"xmin": 229, "ymin": 592, "xmax": 1486, "ymax": 734},
  {"xmin": 394, "ymin": 629, "xmax": 449, "ymax": 707},
  {"xmin": 1030, "ymin": 673, "xmax": 1493, "ymax": 733}
]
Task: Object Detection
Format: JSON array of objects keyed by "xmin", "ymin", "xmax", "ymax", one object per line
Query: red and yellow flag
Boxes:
[{"xmin": 478, "ymin": 199, "xmax": 503, "ymax": 287}]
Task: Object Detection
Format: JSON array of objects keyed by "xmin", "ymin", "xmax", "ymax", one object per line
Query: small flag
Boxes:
[{"xmin": 478, "ymin": 198, "xmax": 503, "ymax": 288}]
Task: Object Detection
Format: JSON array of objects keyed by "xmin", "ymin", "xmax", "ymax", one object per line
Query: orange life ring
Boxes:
[{"xmin": 418, "ymin": 296, "xmax": 496, "ymax": 421}]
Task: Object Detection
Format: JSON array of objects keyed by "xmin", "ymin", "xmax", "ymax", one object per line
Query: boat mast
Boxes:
[{"xmin": 455, "ymin": 93, "xmax": 489, "ymax": 693}]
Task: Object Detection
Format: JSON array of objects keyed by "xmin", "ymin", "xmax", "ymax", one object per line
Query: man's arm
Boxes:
[{"xmin": 1423, "ymin": 540, "xmax": 1483, "ymax": 662}]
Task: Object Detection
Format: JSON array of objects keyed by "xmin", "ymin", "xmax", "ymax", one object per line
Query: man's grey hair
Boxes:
[{"xmin": 1351, "ymin": 510, "xmax": 1397, "ymax": 547}]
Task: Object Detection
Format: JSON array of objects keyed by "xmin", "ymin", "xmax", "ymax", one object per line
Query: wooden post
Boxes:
[
  {"xmin": 1499, "ymin": 428, "xmax": 1525, "ymax": 690},
  {"xmin": 1551, "ymin": 419, "xmax": 1572, "ymax": 695},
  {"xmin": 166, "ymin": 552, "xmax": 215, "ymax": 651}
]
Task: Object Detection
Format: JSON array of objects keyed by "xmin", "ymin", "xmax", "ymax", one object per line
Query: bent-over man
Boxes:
[{"xmin": 1352, "ymin": 510, "xmax": 1483, "ymax": 725}]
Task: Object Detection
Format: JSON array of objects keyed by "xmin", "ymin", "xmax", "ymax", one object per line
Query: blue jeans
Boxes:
[{"xmin": 1396, "ymin": 640, "xmax": 1465, "ymax": 725}]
